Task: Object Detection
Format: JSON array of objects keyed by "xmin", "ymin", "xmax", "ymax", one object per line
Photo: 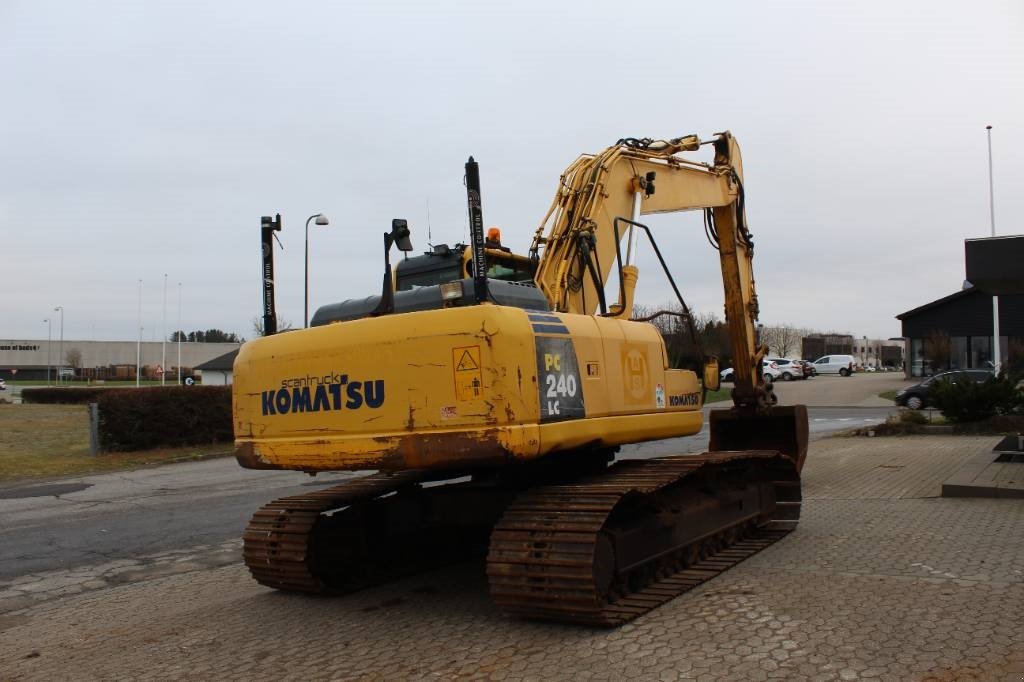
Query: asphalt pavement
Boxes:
[
  {"xmin": 0, "ymin": 403, "xmax": 898, "ymax": 581},
  {"xmin": 0, "ymin": 374, "xmax": 910, "ymax": 581}
]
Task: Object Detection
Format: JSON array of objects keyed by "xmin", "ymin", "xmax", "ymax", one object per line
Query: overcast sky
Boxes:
[{"xmin": 3, "ymin": 1, "xmax": 1021, "ymax": 344}]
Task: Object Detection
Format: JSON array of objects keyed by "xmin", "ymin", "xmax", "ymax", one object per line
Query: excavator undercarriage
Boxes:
[{"xmin": 243, "ymin": 407, "xmax": 806, "ymax": 626}]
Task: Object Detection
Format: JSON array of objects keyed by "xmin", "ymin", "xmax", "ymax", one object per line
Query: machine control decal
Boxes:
[
  {"xmin": 452, "ymin": 345, "xmax": 484, "ymax": 401},
  {"xmin": 655, "ymin": 383, "xmax": 665, "ymax": 409},
  {"xmin": 535, "ymin": 337, "xmax": 585, "ymax": 422}
]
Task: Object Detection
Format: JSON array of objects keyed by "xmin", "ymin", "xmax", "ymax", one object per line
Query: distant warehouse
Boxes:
[
  {"xmin": 801, "ymin": 334, "xmax": 853, "ymax": 360},
  {"xmin": 0, "ymin": 339, "xmax": 241, "ymax": 381}
]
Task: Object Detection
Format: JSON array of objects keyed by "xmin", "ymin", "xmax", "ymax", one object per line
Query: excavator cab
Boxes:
[{"xmin": 394, "ymin": 242, "xmax": 537, "ymax": 292}]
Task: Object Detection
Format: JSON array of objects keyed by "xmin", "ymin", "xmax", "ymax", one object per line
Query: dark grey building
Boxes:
[
  {"xmin": 896, "ymin": 287, "xmax": 1023, "ymax": 377},
  {"xmin": 801, "ymin": 334, "xmax": 854, "ymax": 361}
]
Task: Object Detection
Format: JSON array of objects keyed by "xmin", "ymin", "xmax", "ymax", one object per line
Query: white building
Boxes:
[
  {"xmin": 851, "ymin": 337, "xmax": 905, "ymax": 370},
  {"xmin": 194, "ymin": 350, "xmax": 239, "ymax": 385},
  {"xmin": 0, "ymin": 339, "xmax": 241, "ymax": 381}
]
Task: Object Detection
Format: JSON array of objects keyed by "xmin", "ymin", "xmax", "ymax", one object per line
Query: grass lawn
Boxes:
[
  {"xmin": 0, "ymin": 403, "xmax": 231, "ymax": 484},
  {"xmin": 878, "ymin": 389, "xmax": 899, "ymax": 402},
  {"xmin": 704, "ymin": 387, "xmax": 732, "ymax": 403}
]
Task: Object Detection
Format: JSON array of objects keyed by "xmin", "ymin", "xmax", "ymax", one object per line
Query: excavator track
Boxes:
[
  {"xmin": 487, "ymin": 451, "xmax": 800, "ymax": 626},
  {"xmin": 243, "ymin": 470, "xmax": 432, "ymax": 593}
]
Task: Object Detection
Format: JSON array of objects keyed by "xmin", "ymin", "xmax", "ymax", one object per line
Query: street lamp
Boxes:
[
  {"xmin": 43, "ymin": 318, "xmax": 51, "ymax": 385},
  {"xmin": 305, "ymin": 213, "xmax": 330, "ymax": 328},
  {"xmin": 53, "ymin": 306, "xmax": 64, "ymax": 384}
]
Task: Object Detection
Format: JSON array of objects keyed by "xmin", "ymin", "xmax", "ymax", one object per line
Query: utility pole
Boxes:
[
  {"xmin": 54, "ymin": 306, "xmax": 64, "ymax": 383},
  {"xmin": 987, "ymin": 125, "xmax": 1000, "ymax": 373},
  {"xmin": 136, "ymin": 279, "xmax": 143, "ymax": 387},
  {"xmin": 177, "ymin": 281, "xmax": 182, "ymax": 385},
  {"xmin": 162, "ymin": 273, "xmax": 167, "ymax": 386},
  {"xmin": 44, "ymin": 318, "xmax": 51, "ymax": 385}
]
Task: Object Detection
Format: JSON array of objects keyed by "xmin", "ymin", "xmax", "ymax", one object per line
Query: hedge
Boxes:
[
  {"xmin": 929, "ymin": 371, "xmax": 1023, "ymax": 423},
  {"xmin": 22, "ymin": 387, "xmax": 110, "ymax": 404},
  {"xmin": 97, "ymin": 386, "xmax": 233, "ymax": 451}
]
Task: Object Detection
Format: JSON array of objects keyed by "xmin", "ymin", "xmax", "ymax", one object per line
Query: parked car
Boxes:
[
  {"xmin": 720, "ymin": 360, "xmax": 780, "ymax": 383},
  {"xmin": 768, "ymin": 358, "xmax": 806, "ymax": 381},
  {"xmin": 0, "ymin": 378, "xmax": 6, "ymax": 391},
  {"xmin": 811, "ymin": 354, "xmax": 856, "ymax": 376},
  {"xmin": 801, "ymin": 360, "xmax": 818, "ymax": 377},
  {"xmin": 894, "ymin": 369, "xmax": 993, "ymax": 410}
]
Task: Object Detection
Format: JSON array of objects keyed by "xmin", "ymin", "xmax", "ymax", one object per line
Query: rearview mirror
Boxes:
[
  {"xmin": 391, "ymin": 219, "xmax": 413, "ymax": 252},
  {"xmin": 703, "ymin": 357, "xmax": 721, "ymax": 392}
]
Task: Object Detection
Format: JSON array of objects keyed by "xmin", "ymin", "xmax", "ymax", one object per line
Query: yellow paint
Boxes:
[
  {"xmin": 621, "ymin": 345, "xmax": 651, "ymax": 405},
  {"xmin": 233, "ymin": 305, "xmax": 704, "ymax": 473},
  {"xmin": 241, "ymin": 409, "xmax": 703, "ymax": 473}
]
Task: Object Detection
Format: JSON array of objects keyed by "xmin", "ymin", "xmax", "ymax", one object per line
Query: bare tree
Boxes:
[
  {"xmin": 1006, "ymin": 337, "xmax": 1024, "ymax": 372},
  {"xmin": 251, "ymin": 316, "xmax": 294, "ymax": 337},
  {"xmin": 65, "ymin": 348, "xmax": 83, "ymax": 368},
  {"xmin": 923, "ymin": 329, "xmax": 951, "ymax": 373},
  {"xmin": 632, "ymin": 304, "xmax": 734, "ymax": 370},
  {"xmin": 760, "ymin": 324, "xmax": 804, "ymax": 358}
]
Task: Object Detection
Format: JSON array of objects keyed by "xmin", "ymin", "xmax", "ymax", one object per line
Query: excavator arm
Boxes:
[{"xmin": 530, "ymin": 132, "xmax": 769, "ymax": 408}]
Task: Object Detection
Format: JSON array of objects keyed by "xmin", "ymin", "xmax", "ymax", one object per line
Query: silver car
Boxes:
[{"xmin": 768, "ymin": 358, "xmax": 806, "ymax": 381}]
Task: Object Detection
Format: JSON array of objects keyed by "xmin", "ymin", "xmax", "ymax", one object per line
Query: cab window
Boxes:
[
  {"xmin": 467, "ymin": 257, "xmax": 536, "ymax": 284},
  {"xmin": 396, "ymin": 265, "xmax": 462, "ymax": 291}
]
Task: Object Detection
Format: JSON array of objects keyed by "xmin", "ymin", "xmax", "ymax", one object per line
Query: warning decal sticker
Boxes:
[{"xmin": 452, "ymin": 345, "xmax": 483, "ymax": 401}]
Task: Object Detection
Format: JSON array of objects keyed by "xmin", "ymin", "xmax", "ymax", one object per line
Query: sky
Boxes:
[{"xmin": 2, "ymin": 0, "xmax": 1022, "ymax": 343}]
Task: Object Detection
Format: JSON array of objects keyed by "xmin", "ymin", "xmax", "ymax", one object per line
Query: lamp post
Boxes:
[
  {"xmin": 985, "ymin": 125, "xmax": 1001, "ymax": 373},
  {"xmin": 44, "ymin": 318, "xmax": 51, "ymax": 385},
  {"xmin": 136, "ymin": 279, "xmax": 143, "ymax": 387},
  {"xmin": 53, "ymin": 306, "xmax": 64, "ymax": 384},
  {"xmin": 177, "ymin": 281, "xmax": 182, "ymax": 385},
  {"xmin": 162, "ymin": 273, "xmax": 168, "ymax": 386},
  {"xmin": 305, "ymin": 213, "xmax": 330, "ymax": 328}
]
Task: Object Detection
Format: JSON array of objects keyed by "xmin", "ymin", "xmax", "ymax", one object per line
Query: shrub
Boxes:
[
  {"xmin": 951, "ymin": 414, "xmax": 1024, "ymax": 435},
  {"xmin": 929, "ymin": 371, "xmax": 1022, "ymax": 423},
  {"xmin": 97, "ymin": 386, "xmax": 232, "ymax": 451},
  {"xmin": 898, "ymin": 410, "xmax": 929, "ymax": 425},
  {"xmin": 22, "ymin": 387, "xmax": 110, "ymax": 404}
]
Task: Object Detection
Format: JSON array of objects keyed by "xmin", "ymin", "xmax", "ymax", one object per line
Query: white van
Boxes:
[{"xmin": 812, "ymin": 354, "xmax": 855, "ymax": 376}]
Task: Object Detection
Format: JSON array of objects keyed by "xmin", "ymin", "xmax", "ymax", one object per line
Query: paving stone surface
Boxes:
[{"xmin": 1, "ymin": 435, "xmax": 1022, "ymax": 681}]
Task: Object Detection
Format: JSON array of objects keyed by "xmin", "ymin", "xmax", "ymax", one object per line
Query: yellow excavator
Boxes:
[{"xmin": 234, "ymin": 132, "xmax": 807, "ymax": 626}]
